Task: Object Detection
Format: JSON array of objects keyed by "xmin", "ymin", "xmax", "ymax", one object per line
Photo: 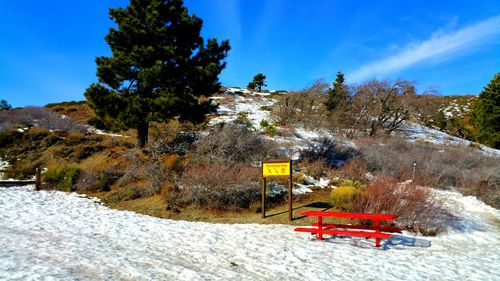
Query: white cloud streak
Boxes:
[{"xmin": 349, "ymin": 15, "xmax": 500, "ymax": 83}]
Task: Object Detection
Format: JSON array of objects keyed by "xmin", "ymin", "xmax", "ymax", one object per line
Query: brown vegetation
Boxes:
[
  {"xmin": 352, "ymin": 177, "xmax": 454, "ymax": 235},
  {"xmin": 349, "ymin": 137, "xmax": 499, "ymax": 208}
]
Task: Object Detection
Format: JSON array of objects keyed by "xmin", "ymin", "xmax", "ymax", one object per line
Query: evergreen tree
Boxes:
[
  {"xmin": 84, "ymin": 0, "xmax": 230, "ymax": 148},
  {"xmin": 0, "ymin": 99, "xmax": 12, "ymax": 111},
  {"xmin": 470, "ymin": 73, "xmax": 500, "ymax": 148},
  {"xmin": 325, "ymin": 71, "xmax": 349, "ymax": 111},
  {"xmin": 248, "ymin": 73, "xmax": 267, "ymax": 91},
  {"xmin": 247, "ymin": 81, "xmax": 256, "ymax": 91}
]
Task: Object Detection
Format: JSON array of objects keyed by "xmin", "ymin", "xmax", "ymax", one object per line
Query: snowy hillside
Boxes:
[
  {"xmin": 1, "ymin": 90, "xmax": 499, "ymax": 280},
  {"xmin": 1, "ymin": 184, "xmax": 499, "ymax": 280},
  {"xmin": 209, "ymin": 89, "xmax": 500, "ymax": 157}
]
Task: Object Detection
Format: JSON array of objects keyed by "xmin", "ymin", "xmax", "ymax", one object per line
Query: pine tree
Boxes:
[
  {"xmin": 470, "ymin": 73, "xmax": 500, "ymax": 148},
  {"xmin": 325, "ymin": 71, "xmax": 349, "ymax": 111},
  {"xmin": 248, "ymin": 73, "xmax": 267, "ymax": 91},
  {"xmin": 84, "ymin": 0, "xmax": 230, "ymax": 148},
  {"xmin": 0, "ymin": 99, "xmax": 12, "ymax": 111}
]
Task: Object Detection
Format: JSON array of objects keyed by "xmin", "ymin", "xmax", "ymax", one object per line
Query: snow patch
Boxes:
[{"xmin": 0, "ymin": 186, "xmax": 499, "ymax": 280}]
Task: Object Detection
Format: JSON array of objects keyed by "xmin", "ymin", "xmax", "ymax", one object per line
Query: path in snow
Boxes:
[{"xmin": 1, "ymin": 186, "xmax": 499, "ymax": 280}]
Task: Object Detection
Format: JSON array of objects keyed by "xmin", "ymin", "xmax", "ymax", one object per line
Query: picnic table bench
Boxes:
[{"xmin": 294, "ymin": 211, "xmax": 400, "ymax": 247}]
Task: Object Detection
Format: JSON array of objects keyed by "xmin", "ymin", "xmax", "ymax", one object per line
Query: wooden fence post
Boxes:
[
  {"xmin": 35, "ymin": 168, "xmax": 41, "ymax": 190},
  {"xmin": 261, "ymin": 177, "xmax": 266, "ymax": 219}
]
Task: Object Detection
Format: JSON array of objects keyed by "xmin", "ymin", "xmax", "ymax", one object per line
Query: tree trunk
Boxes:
[{"xmin": 136, "ymin": 121, "xmax": 149, "ymax": 148}]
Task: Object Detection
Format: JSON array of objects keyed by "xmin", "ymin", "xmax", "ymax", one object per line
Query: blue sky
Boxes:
[{"xmin": 1, "ymin": 1, "xmax": 499, "ymax": 107}]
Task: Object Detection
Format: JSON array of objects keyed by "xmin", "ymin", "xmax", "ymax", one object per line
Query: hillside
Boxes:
[{"xmin": 1, "ymin": 88, "xmax": 499, "ymax": 213}]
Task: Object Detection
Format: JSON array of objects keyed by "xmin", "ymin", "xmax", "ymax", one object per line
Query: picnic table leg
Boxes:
[
  {"xmin": 374, "ymin": 220, "xmax": 380, "ymax": 247},
  {"xmin": 318, "ymin": 216, "xmax": 323, "ymax": 240}
]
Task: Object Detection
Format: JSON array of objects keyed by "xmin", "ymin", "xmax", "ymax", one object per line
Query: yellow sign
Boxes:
[{"xmin": 262, "ymin": 161, "xmax": 291, "ymax": 177}]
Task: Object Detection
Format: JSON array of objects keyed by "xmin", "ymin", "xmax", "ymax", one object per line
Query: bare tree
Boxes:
[
  {"xmin": 340, "ymin": 79, "xmax": 417, "ymax": 137},
  {"xmin": 271, "ymin": 80, "xmax": 328, "ymax": 129}
]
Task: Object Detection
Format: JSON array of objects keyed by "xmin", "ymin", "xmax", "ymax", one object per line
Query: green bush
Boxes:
[
  {"xmin": 329, "ymin": 186, "xmax": 360, "ymax": 211},
  {"xmin": 338, "ymin": 179, "xmax": 366, "ymax": 189},
  {"xmin": 44, "ymin": 163, "xmax": 81, "ymax": 192}
]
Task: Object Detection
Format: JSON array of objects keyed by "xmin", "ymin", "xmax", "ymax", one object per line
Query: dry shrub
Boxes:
[
  {"xmin": 76, "ymin": 168, "xmax": 121, "ymax": 192},
  {"xmin": 300, "ymin": 137, "xmax": 356, "ymax": 167},
  {"xmin": 193, "ymin": 123, "xmax": 280, "ymax": 165},
  {"xmin": 162, "ymin": 154, "xmax": 182, "ymax": 172},
  {"xmin": 150, "ymin": 120, "xmax": 197, "ymax": 156},
  {"xmin": 335, "ymin": 158, "xmax": 367, "ymax": 180},
  {"xmin": 160, "ymin": 181, "xmax": 178, "ymax": 202},
  {"xmin": 64, "ymin": 131, "xmax": 86, "ymax": 145},
  {"xmin": 114, "ymin": 149, "xmax": 165, "ymax": 198},
  {"xmin": 0, "ymin": 106, "xmax": 86, "ymax": 132},
  {"xmin": 352, "ymin": 177, "xmax": 454, "ymax": 235},
  {"xmin": 357, "ymin": 137, "xmax": 500, "ymax": 208},
  {"xmin": 299, "ymin": 160, "xmax": 327, "ymax": 179},
  {"xmin": 169, "ymin": 164, "xmax": 261, "ymax": 210},
  {"xmin": 103, "ymin": 187, "xmax": 144, "ymax": 203}
]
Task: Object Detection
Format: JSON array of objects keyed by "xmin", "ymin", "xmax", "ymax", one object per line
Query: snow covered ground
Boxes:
[
  {"xmin": 1, "ymin": 184, "xmax": 499, "ymax": 280},
  {"xmin": 399, "ymin": 122, "xmax": 500, "ymax": 157}
]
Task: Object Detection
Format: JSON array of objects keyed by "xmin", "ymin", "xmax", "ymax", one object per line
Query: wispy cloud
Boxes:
[
  {"xmin": 348, "ymin": 15, "xmax": 500, "ymax": 83},
  {"xmin": 213, "ymin": 0, "xmax": 242, "ymax": 42}
]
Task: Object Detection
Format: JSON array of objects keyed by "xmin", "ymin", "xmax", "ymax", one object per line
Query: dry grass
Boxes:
[{"xmin": 96, "ymin": 188, "xmax": 335, "ymax": 225}]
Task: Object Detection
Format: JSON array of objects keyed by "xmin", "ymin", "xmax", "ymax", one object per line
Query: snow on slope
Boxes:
[
  {"xmin": 1, "ymin": 185, "xmax": 499, "ymax": 281},
  {"xmin": 209, "ymin": 89, "xmax": 500, "ymax": 158},
  {"xmin": 399, "ymin": 122, "xmax": 500, "ymax": 157},
  {"xmin": 209, "ymin": 93, "xmax": 276, "ymax": 130}
]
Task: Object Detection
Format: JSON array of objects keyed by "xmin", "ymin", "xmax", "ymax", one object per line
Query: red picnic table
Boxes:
[{"xmin": 294, "ymin": 211, "xmax": 401, "ymax": 247}]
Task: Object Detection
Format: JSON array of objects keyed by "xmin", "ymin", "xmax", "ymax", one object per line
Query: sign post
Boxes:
[{"xmin": 261, "ymin": 160, "xmax": 293, "ymax": 221}]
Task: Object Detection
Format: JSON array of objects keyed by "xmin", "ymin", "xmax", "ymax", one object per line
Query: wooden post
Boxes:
[
  {"xmin": 288, "ymin": 178, "xmax": 292, "ymax": 222},
  {"xmin": 261, "ymin": 177, "xmax": 267, "ymax": 219},
  {"xmin": 288, "ymin": 160, "xmax": 293, "ymax": 222},
  {"xmin": 35, "ymin": 168, "xmax": 41, "ymax": 191}
]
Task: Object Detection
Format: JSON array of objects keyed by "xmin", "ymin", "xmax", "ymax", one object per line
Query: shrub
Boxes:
[
  {"xmin": 160, "ymin": 181, "xmax": 178, "ymax": 203},
  {"xmin": 76, "ymin": 168, "xmax": 120, "ymax": 192},
  {"xmin": 74, "ymin": 144, "xmax": 105, "ymax": 160},
  {"xmin": 260, "ymin": 119, "xmax": 277, "ymax": 137},
  {"xmin": 338, "ymin": 179, "xmax": 366, "ymax": 189},
  {"xmin": 235, "ymin": 111, "xmax": 253, "ymax": 128},
  {"xmin": 193, "ymin": 123, "xmax": 280, "ymax": 165},
  {"xmin": 300, "ymin": 137, "xmax": 356, "ymax": 167},
  {"xmin": 162, "ymin": 154, "xmax": 181, "ymax": 171},
  {"xmin": 64, "ymin": 131, "xmax": 86, "ymax": 145},
  {"xmin": 150, "ymin": 121, "xmax": 197, "ymax": 156},
  {"xmin": 270, "ymin": 81, "xmax": 327, "ymax": 128},
  {"xmin": 299, "ymin": 160, "xmax": 326, "ymax": 179},
  {"xmin": 169, "ymin": 164, "xmax": 261, "ymax": 210},
  {"xmin": 356, "ymin": 137, "xmax": 500, "ymax": 208},
  {"xmin": 352, "ymin": 177, "xmax": 454, "ymax": 235},
  {"xmin": 43, "ymin": 163, "xmax": 81, "ymax": 192},
  {"xmin": 260, "ymin": 119, "xmax": 270, "ymax": 128},
  {"xmin": 329, "ymin": 186, "xmax": 360, "ymax": 211},
  {"xmin": 104, "ymin": 187, "xmax": 144, "ymax": 203},
  {"xmin": 0, "ymin": 106, "xmax": 85, "ymax": 132}
]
